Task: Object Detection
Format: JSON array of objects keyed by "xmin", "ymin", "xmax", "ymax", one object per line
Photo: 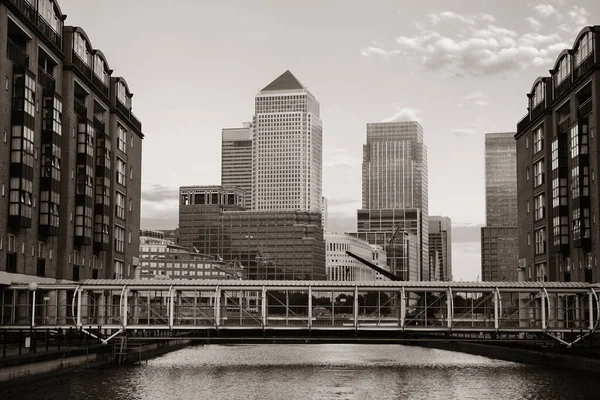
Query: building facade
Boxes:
[
  {"xmin": 515, "ymin": 26, "xmax": 600, "ymax": 283},
  {"xmin": 353, "ymin": 208, "xmax": 421, "ymax": 281},
  {"xmin": 428, "ymin": 216, "xmax": 452, "ymax": 281},
  {"xmin": 481, "ymin": 133, "xmax": 518, "ymax": 282},
  {"xmin": 359, "ymin": 121, "xmax": 429, "ymax": 280},
  {"xmin": 139, "ymin": 230, "xmax": 241, "ymax": 280},
  {"xmin": 222, "ymin": 122, "xmax": 252, "ymax": 196},
  {"xmin": 325, "ymin": 233, "xmax": 386, "ymax": 281},
  {"xmin": 252, "ymin": 70, "xmax": 322, "ymax": 213},
  {"xmin": 0, "ymin": 0, "xmax": 143, "ymax": 284},
  {"xmin": 178, "ymin": 186, "xmax": 326, "ymax": 280},
  {"xmin": 321, "ymin": 196, "xmax": 328, "ymax": 231}
]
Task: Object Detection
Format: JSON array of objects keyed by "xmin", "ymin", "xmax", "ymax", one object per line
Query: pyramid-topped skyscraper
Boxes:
[{"xmin": 252, "ymin": 71, "xmax": 323, "ymax": 212}]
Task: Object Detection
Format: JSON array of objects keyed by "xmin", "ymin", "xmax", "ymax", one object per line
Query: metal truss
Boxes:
[{"xmin": 1, "ymin": 280, "xmax": 598, "ymax": 347}]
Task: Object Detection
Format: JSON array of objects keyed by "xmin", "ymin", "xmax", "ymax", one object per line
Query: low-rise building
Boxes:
[{"xmin": 325, "ymin": 233, "xmax": 387, "ymax": 281}]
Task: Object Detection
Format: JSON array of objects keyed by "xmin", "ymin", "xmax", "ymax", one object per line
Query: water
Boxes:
[{"xmin": 4, "ymin": 344, "xmax": 599, "ymax": 400}]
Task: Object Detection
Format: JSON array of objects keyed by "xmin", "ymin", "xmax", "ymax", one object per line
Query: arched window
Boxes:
[
  {"xmin": 117, "ymin": 81, "xmax": 130, "ymax": 108},
  {"xmin": 532, "ymin": 82, "xmax": 544, "ymax": 107},
  {"xmin": 93, "ymin": 55, "xmax": 108, "ymax": 84},
  {"xmin": 38, "ymin": 0, "xmax": 61, "ymax": 32},
  {"xmin": 554, "ymin": 56, "xmax": 571, "ymax": 87},
  {"xmin": 74, "ymin": 33, "xmax": 91, "ymax": 66},
  {"xmin": 575, "ymin": 32, "xmax": 593, "ymax": 66}
]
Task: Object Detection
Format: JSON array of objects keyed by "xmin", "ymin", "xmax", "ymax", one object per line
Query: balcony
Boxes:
[
  {"xmin": 116, "ymin": 99, "xmax": 143, "ymax": 132},
  {"xmin": 574, "ymin": 52, "xmax": 594, "ymax": 81},
  {"xmin": 530, "ymin": 101, "xmax": 545, "ymax": 122},
  {"xmin": 578, "ymin": 98, "xmax": 593, "ymax": 119},
  {"xmin": 37, "ymin": 65, "xmax": 55, "ymax": 91},
  {"xmin": 516, "ymin": 114, "xmax": 530, "ymax": 134},
  {"xmin": 557, "ymin": 117, "xmax": 571, "ymax": 134},
  {"xmin": 554, "ymin": 75, "xmax": 572, "ymax": 100},
  {"xmin": 72, "ymin": 51, "xmax": 92, "ymax": 80},
  {"xmin": 92, "ymin": 74, "xmax": 109, "ymax": 98},
  {"xmin": 7, "ymin": 0, "xmax": 36, "ymax": 25},
  {"xmin": 74, "ymin": 97, "xmax": 87, "ymax": 117},
  {"xmin": 36, "ymin": 15, "xmax": 61, "ymax": 50},
  {"xmin": 93, "ymin": 117, "xmax": 106, "ymax": 133},
  {"xmin": 7, "ymin": 38, "xmax": 29, "ymax": 68}
]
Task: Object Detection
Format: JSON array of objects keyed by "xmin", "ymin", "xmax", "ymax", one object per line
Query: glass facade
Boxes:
[
  {"xmin": 428, "ymin": 216, "xmax": 452, "ymax": 281},
  {"xmin": 482, "ymin": 132, "xmax": 518, "ymax": 282},
  {"xmin": 221, "ymin": 124, "xmax": 252, "ymax": 197}
]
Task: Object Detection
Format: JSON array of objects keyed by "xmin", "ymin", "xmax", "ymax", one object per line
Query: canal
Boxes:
[{"xmin": 4, "ymin": 344, "xmax": 599, "ymax": 399}]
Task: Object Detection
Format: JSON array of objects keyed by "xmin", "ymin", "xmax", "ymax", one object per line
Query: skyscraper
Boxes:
[
  {"xmin": 222, "ymin": 123, "xmax": 252, "ymax": 196},
  {"xmin": 252, "ymin": 70, "xmax": 323, "ymax": 212},
  {"xmin": 429, "ymin": 216, "xmax": 452, "ymax": 281},
  {"xmin": 358, "ymin": 121, "xmax": 429, "ymax": 280},
  {"xmin": 481, "ymin": 133, "xmax": 518, "ymax": 281}
]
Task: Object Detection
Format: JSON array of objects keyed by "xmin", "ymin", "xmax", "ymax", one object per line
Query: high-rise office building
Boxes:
[
  {"xmin": 428, "ymin": 216, "xmax": 452, "ymax": 281},
  {"xmin": 322, "ymin": 196, "xmax": 328, "ymax": 231},
  {"xmin": 222, "ymin": 122, "xmax": 252, "ymax": 196},
  {"xmin": 358, "ymin": 121, "xmax": 429, "ymax": 280},
  {"xmin": 516, "ymin": 26, "xmax": 600, "ymax": 283},
  {"xmin": 481, "ymin": 133, "xmax": 518, "ymax": 281},
  {"xmin": 0, "ymin": 1, "xmax": 143, "ymax": 284},
  {"xmin": 252, "ymin": 70, "xmax": 322, "ymax": 212}
]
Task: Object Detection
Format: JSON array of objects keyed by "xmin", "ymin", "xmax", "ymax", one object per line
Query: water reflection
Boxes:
[{"xmin": 5, "ymin": 344, "xmax": 599, "ymax": 400}]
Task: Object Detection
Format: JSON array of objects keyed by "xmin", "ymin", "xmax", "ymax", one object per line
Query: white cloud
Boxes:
[
  {"xmin": 452, "ymin": 128, "xmax": 476, "ymax": 136},
  {"xmin": 360, "ymin": 46, "xmax": 403, "ymax": 59},
  {"xmin": 323, "ymin": 148, "xmax": 359, "ymax": 169},
  {"xmin": 532, "ymin": 4, "xmax": 559, "ymax": 18},
  {"xmin": 382, "ymin": 107, "xmax": 422, "ymax": 123},
  {"xmin": 475, "ymin": 100, "xmax": 489, "ymax": 106},
  {"xmin": 527, "ymin": 17, "xmax": 543, "ymax": 31},
  {"xmin": 568, "ymin": 6, "xmax": 589, "ymax": 26},
  {"xmin": 462, "ymin": 91, "xmax": 485, "ymax": 100},
  {"xmin": 363, "ymin": 4, "xmax": 584, "ymax": 78}
]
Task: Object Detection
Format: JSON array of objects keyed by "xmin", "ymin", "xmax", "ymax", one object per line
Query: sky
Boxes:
[{"xmin": 59, "ymin": 0, "xmax": 600, "ymax": 281}]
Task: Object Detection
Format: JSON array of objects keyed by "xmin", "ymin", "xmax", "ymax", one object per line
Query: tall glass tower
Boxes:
[
  {"xmin": 252, "ymin": 71, "xmax": 323, "ymax": 212},
  {"xmin": 481, "ymin": 132, "xmax": 518, "ymax": 281},
  {"xmin": 360, "ymin": 121, "xmax": 429, "ymax": 280}
]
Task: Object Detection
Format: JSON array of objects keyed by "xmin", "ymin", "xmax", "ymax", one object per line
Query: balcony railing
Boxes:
[
  {"xmin": 7, "ymin": 0, "xmax": 36, "ymax": 25},
  {"xmin": 130, "ymin": 112, "xmax": 142, "ymax": 132},
  {"xmin": 74, "ymin": 97, "xmax": 87, "ymax": 117},
  {"xmin": 115, "ymin": 99, "xmax": 142, "ymax": 132},
  {"xmin": 92, "ymin": 74, "xmax": 109, "ymax": 98},
  {"xmin": 558, "ymin": 117, "xmax": 571, "ymax": 134},
  {"xmin": 93, "ymin": 117, "xmax": 106, "ymax": 133},
  {"xmin": 574, "ymin": 52, "xmax": 595, "ymax": 81},
  {"xmin": 530, "ymin": 101, "xmax": 545, "ymax": 122},
  {"xmin": 72, "ymin": 51, "xmax": 92, "ymax": 80},
  {"xmin": 578, "ymin": 98, "xmax": 593, "ymax": 119},
  {"xmin": 37, "ymin": 65, "xmax": 55, "ymax": 91},
  {"xmin": 516, "ymin": 114, "xmax": 530, "ymax": 133},
  {"xmin": 36, "ymin": 14, "xmax": 61, "ymax": 49},
  {"xmin": 7, "ymin": 38, "xmax": 29, "ymax": 68},
  {"xmin": 554, "ymin": 75, "xmax": 573, "ymax": 100}
]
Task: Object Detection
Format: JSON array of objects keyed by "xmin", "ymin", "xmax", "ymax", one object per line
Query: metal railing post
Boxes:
[
  {"xmin": 447, "ymin": 288, "xmax": 453, "ymax": 330},
  {"xmin": 262, "ymin": 286, "xmax": 267, "ymax": 328},
  {"xmin": 354, "ymin": 286, "xmax": 359, "ymax": 329},
  {"xmin": 541, "ymin": 289, "xmax": 547, "ymax": 331},
  {"xmin": 215, "ymin": 287, "xmax": 221, "ymax": 329},
  {"xmin": 168, "ymin": 286, "xmax": 174, "ymax": 329},
  {"xmin": 494, "ymin": 288, "xmax": 499, "ymax": 331},
  {"xmin": 307, "ymin": 286, "xmax": 312, "ymax": 329},
  {"xmin": 400, "ymin": 287, "xmax": 405, "ymax": 330}
]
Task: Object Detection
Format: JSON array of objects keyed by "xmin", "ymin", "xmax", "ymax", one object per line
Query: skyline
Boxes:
[{"xmin": 56, "ymin": 0, "xmax": 600, "ymax": 281}]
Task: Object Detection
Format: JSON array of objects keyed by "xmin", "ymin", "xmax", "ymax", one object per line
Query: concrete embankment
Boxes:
[
  {"xmin": 412, "ymin": 341, "xmax": 600, "ymax": 371},
  {"xmin": 0, "ymin": 338, "xmax": 192, "ymax": 387}
]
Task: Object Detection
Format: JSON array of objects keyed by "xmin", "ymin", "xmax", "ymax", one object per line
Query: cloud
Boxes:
[
  {"xmin": 452, "ymin": 128, "xmax": 476, "ymax": 136},
  {"xmin": 323, "ymin": 148, "xmax": 360, "ymax": 168},
  {"xmin": 532, "ymin": 4, "xmax": 559, "ymax": 18},
  {"xmin": 141, "ymin": 183, "xmax": 179, "ymax": 229},
  {"xmin": 360, "ymin": 46, "xmax": 403, "ymax": 59},
  {"xmin": 568, "ymin": 6, "xmax": 589, "ymax": 26},
  {"xmin": 462, "ymin": 91, "xmax": 485, "ymax": 100},
  {"xmin": 142, "ymin": 183, "xmax": 178, "ymax": 203},
  {"xmin": 363, "ymin": 6, "xmax": 588, "ymax": 77},
  {"xmin": 382, "ymin": 107, "xmax": 422, "ymax": 123},
  {"xmin": 527, "ymin": 17, "xmax": 543, "ymax": 31},
  {"xmin": 474, "ymin": 100, "xmax": 489, "ymax": 106}
]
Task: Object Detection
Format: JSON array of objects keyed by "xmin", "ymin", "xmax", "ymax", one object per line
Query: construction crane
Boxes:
[{"xmin": 345, "ymin": 251, "xmax": 401, "ymax": 281}]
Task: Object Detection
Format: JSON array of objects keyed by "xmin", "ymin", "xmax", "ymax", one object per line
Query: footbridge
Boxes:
[{"xmin": 1, "ymin": 280, "xmax": 598, "ymax": 347}]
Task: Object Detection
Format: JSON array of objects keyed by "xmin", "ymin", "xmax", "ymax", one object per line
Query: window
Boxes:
[
  {"xmin": 114, "ymin": 259, "xmax": 124, "ymax": 279},
  {"xmin": 535, "ymin": 262, "xmax": 547, "ymax": 282},
  {"xmin": 117, "ymin": 81, "xmax": 130, "ymax": 107},
  {"xmin": 116, "ymin": 158, "xmax": 126, "ymax": 186},
  {"xmin": 38, "ymin": 0, "xmax": 61, "ymax": 32},
  {"xmin": 554, "ymin": 56, "xmax": 571, "ymax": 86},
  {"xmin": 74, "ymin": 33, "xmax": 91, "ymax": 65},
  {"xmin": 553, "ymin": 216, "xmax": 569, "ymax": 246},
  {"xmin": 575, "ymin": 32, "xmax": 593, "ymax": 66},
  {"xmin": 114, "ymin": 225, "xmax": 125, "ymax": 253},
  {"xmin": 552, "ymin": 177, "xmax": 568, "ymax": 207},
  {"xmin": 533, "ymin": 159, "xmax": 544, "ymax": 187},
  {"xmin": 526, "ymin": 167, "xmax": 530, "ymax": 181},
  {"xmin": 93, "ymin": 54, "xmax": 108, "ymax": 85},
  {"xmin": 535, "ymin": 228, "xmax": 546, "ymax": 255},
  {"xmin": 532, "ymin": 82, "xmax": 544, "ymax": 107},
  {"xmin": 534, "ymin": 193, "xmax": 545, "ymax": 221},
  {"xmin": 117, "ymin": 125, "xmax": 127, "ymax": 153},
  {"xmin": 115, "ymin": 191, "xmax": 125, "ymax": 219},
  {"xmin": 533, "ymin": 126, "xmax": 543, "ymax": 153},
  {"xmin": 7, "ymin": 234, "xmax": 15, "ymax": 252}
]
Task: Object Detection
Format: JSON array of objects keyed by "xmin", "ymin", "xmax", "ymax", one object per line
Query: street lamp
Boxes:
[{"xmin": 28, "ymin": 282, "xmax": 38, "ymax": 353}]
